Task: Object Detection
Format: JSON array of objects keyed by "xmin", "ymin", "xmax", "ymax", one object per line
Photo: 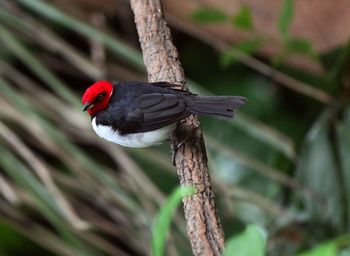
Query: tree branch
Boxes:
[{"xmin": 130, "ymin": 0, "xmax": 225, "ymax": 255}]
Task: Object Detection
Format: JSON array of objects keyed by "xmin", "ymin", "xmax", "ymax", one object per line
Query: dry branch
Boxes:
[{"xmin": 129, "ymin": 0, "xmax": 225, "ymax": 255}]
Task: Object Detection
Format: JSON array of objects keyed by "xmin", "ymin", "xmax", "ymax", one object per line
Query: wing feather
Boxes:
[
  {"xmin": 96, "ymin": 82, "xmax": 190, "ymax": 134},
  {"xmin": 139, "ymin": 93, "xmax": 164, "ymax": 108},
  {"xmin": 121, "ymin": 93, "xmax": 188, "ymax": 133},
  {"xmin": 141, "ymin": 94, "xmax": 179, "ymax": 113}
]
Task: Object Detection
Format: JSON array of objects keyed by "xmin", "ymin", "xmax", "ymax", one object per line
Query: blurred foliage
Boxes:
[
  {"xmin": 152, "ymin": 186, "xmax": 195, "ymax": 256},
  {"xmin": 220, "ymin": 38, "xmax": 264, "ymax": 67},
  {"xmin": 192, "ymin": 1, "xmax": 317, "ymax": 67},
  {"xmin": 298, "ymin": 235, "xmax": 350, "ymax": 256},
  {"xmin": 0, "ymin": 0, "xmax": 350, "ymax": 255},
  {"xmin": 231, "ymin": 6, "xmax": 253, "ymax": 31},
  {"xmin": 191, "ymin": 7, "xmax": 229, "ymax": 23},
  {"xmin": 278, "ymin": 0, "xmax": 294, "ymax": 40},
  {"xmin": 224, "ymin": 224, "xmax": 266, "ymax": 256}
]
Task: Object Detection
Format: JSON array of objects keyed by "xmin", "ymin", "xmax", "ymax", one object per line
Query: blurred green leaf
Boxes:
[
  {"xmin": 336, "ymin": 106, "xmax": 350, "ymax": 231},
  {"xmin": 224, "ymin": 224, "xmax": 266, "ymax": 256},
  {"xmin": 298, "ymin": 234, "xmax": 350, "ymax": 256},
  {"xmin": 298, "ymin": 241, "xmax": 337, "ymax": 256},
  {"xmin": 286, "ymin": 38, "xmax": 318, "ymax": 60},
  {"xmin": 152, "ymin": 185, "xmax": 195, "ymax": 256},
  {"xmin": 220, "ymin": 38, "xmax": 264, "ymax": 67},
  {"xmin": 273, "ymin": 38, "xmax": 317, "ymax": 67},
  {"xmin": 191, "ymin": 7, "xmax": 229, "ymax": 23},
  {"xmin": 0, "ymin": 221, "xmax": 54, "ymax": 256},
  {"xmin": 271, "ymin": 51, "xmax": 287, "ymax": 68},
  {"xmin": 294, "ymin": 111, "xmax": 342, "ymax": 228},
  {"xmin": 339, "ymin": 248, "xmax": 350, "ymax": 256},
  {"xmin": 286, "ymin": 39, "xmax": 313, "ymax": 54},
  {"xmin": 278, "ymin": 0, "xmax": 294, "ymax": 39},
  {"xmin": 232, "ymin": 6, "xmax": 253, "ymax": 30}
]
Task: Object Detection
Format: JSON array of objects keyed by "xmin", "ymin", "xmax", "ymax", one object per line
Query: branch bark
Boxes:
[{"xmin": 130, "ymin": 0, "xmax": 225, "ymax": 255}]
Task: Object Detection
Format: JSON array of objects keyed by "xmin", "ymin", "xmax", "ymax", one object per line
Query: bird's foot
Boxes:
[{"xmin": 170, "ymin": 126, "xmax": 197, "ymax": 166}]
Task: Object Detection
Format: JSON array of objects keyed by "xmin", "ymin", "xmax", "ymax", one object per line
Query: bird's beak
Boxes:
[{"xmin": 82, "ymin": 102, "xmax": 94, "ymax": 111}]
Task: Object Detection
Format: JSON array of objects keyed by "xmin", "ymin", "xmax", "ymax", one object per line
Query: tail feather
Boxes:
[{"xmin": 185, "ymin": 95, "xmax": 247, "ymax": 118}]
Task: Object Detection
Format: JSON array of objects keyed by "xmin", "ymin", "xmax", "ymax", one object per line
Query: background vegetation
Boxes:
[{"xmin": 0, "ymin": 0, "xmax": 350, "ymax": 255}]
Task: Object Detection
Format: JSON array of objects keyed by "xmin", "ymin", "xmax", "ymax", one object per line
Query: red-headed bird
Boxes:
[{"xmin": 82, "ymin": 81, "xmax": 246, "ymax": 147}]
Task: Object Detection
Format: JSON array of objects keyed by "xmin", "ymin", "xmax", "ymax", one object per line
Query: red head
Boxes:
[{"xmin": 82, "ymin": 80, "xmax": 113, "ymax": 116}]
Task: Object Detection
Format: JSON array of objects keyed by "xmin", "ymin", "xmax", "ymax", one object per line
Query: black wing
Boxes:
[
  {"xmin": 95, "ymin": 82, "xmax": 191, "ymax": 134},
  {"xmin": 149, "ymin": 81, "xmax": 193, "ymax": 95},
  {"xmin": 126, "ymin": 93, "xmax": 189, "ymax": 133}
]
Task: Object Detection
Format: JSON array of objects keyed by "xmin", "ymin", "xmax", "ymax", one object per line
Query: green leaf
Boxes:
[
  {"xmin": 191, "ymin": 7, "xmax": 229, "ymax": 23},
  {"xmin": 336, "ymin": 106, "xmax": 350, "ymax": 230},
  {"xmin": 278, "ymin": 0, "xmax": 294, "ymax": 39},
  {"xmin": 220, "ymin": 38, "xmax": 264, "ymax": 67},
  {"xmin": 270, "ymin": 51, "xmax": 287, "ymax": 67},
  {"xmin": 286, "ymin": 38, "xmax": 317, "ymax": 58},
  {"xmin": 299, "ymin": 235, "xmax": 350, "ymax": 256},
  {"xmin": 286, "ymin": 38, "xmax": 312, "ymax": 53},
  {"xmin": 152, "ymin": 186, "xmax": 195, "ymax": 256},
  {"xmin": 293, "ymin": 111, "xmax": 343, "ymax": 228},
  {"xmin": 272, "ymin": 38, "xmax": 317, "ymax": 67},
  {"xmin": 298, "ymin": 242, "xmax": 337, "ymax": 256},
  {"xmin": 224, "ymin": 224, "xmax": 266, "ymax": 256},
  {"xmin": 232, "ymin": 6, "xmax": 253, "ymax": 30}
]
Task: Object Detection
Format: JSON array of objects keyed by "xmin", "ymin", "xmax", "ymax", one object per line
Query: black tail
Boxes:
[{"xmin": 185, "ymin": 95, "xmax": 247, "ymax": 119}]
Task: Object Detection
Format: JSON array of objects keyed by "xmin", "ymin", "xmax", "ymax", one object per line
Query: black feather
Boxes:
[{"xmin": 95, "ymin": 81, "xmax": 246, "ymax": 134}]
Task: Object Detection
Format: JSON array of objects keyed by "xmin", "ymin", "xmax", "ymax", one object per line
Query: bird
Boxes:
[{"xmin": 82, "ymin": 80, "xmax": 246, "ymax": 147}]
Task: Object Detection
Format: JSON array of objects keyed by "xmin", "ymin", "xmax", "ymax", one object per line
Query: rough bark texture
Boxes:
[{"xmin": 130, "ymin": 0, "xmax": 225, "ymax": 255}]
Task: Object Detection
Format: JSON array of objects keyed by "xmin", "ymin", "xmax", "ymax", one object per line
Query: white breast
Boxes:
[{"xmin": 91, "ymin": 117, "xmax": 176, "ymax": 148}]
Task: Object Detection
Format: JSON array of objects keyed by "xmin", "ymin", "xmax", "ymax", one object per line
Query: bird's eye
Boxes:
[{"xmin": 97, "ymin": 94, "xmax": 104, "ymax": 102}]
